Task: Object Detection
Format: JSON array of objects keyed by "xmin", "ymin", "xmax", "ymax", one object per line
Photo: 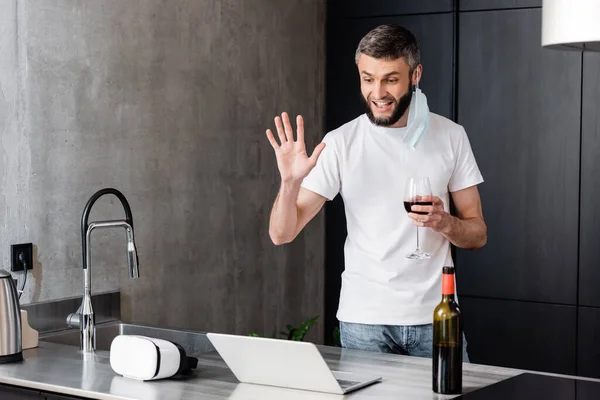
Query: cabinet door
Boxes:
[
  {"xmin": 459, "ymin": 0, "xmax": 541, "ymax": 11},
  {"xmin": 326, "ymin": 13, "xmax": 454, "ymax": 132},
  {"xmin": 579, "ymin": 52, "xmax": 600, "ymax": 307},
  {"xmin": 577, "ymin": 307, "xmax": 600, "ymax": 379},
  {"xmin": 0, "ymin": 384, "xmax": 43, "ymax": 399},
  {"xmin": 328, "ymin": 0, "xmax": 453, "ymax": 18},
  {"xmin": 459, "ymin": 296, "xmax": 577, "ymax": 375},
  {"xmin": 45, "ymin": 394, "xmax": 86, "ymax": 400},
  {"xmin": 324, "ymin": 12, "xmax": 455, "ymax": 342},
  {"xmin": 455, "ymin": 8, "xmax": 581, "ymax": 304}
]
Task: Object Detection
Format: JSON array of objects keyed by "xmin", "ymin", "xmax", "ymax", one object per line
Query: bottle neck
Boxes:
[
  {"xmin": 442, "ymin": 272, "xmax": 455, "ymax": 301},
  {"xmin": 441, "ymin": 294, "xmax": 455, "ymax": 302}
]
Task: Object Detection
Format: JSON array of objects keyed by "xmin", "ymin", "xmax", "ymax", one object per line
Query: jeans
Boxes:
[{"xmin": 339, "ymin": 321, "xmax": 470, "ymax": 363}]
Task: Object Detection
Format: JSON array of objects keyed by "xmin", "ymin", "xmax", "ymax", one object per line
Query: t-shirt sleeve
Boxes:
[
  {"xmin": 448, "ymin": 127, "xmax": 484, "ymax": 192},
  {"xmin": 300, "ymin": 134, "xmax": 341, "ymax": 201}
]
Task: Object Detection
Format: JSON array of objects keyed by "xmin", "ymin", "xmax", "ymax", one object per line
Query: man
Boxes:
[{"xmin": 265, "ymin": 24, "xmax": 486, "ymax": 360}]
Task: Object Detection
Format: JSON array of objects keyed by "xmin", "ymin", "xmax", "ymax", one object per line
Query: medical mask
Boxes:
[{"xmin": 403, "ymin": 84, "xmax": 430, "ymax": 150}]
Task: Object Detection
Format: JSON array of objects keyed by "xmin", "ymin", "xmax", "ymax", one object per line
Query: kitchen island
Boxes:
[{"xmin": 1, "ymin": 336, "xmax": 590, "ymax": 400}]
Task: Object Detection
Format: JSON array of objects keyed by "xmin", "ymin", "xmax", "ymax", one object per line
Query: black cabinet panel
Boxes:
[
  {"xmin": 0, "ymin": 384, "xmax": 42, "ymax": 399},
  {"xmin": 44, "ymin": 395, "xmax": 85, "ymax": 400},
  {"xmin": 324, "ymin": 13, "xmax": 455, "ymax": 342},
  {"xmin": 324, "ymin": 196, "xmax": 346, "ymax": 346},
  {"xmin": 0, "ymin": 385, "xmax": 88, "ymax": 400},
  {"xmin": 459, "ymin": 296, "xmax": 577, "ymax": 374},
  {"xmin": 577, "ymin": 380, "xmax": 600, "ymax": 400},
  {"xmin": 579, "ymin": 52, "xmax": 600, "ymax": 307},
  {"xmin": 455, "ymin": 8, "xmax": 581, "ymax": 304},
  {"xmin": 577, "ymin": 307, "xmax": 600, "ymax": 378},
  {"xmin": 459, "ymin": 0, "xmax": 541, "ymax": 11},
  {"xmin": 328, "ymin": 0, "xmax": 453, "ymax": 19},
  {"xmin": 326, "ymin": 13, "xmax": 454, "ymax": 132}
]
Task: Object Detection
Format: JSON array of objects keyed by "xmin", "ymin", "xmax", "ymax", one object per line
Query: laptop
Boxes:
[{"xmin": 206, "ymin": 332, "xmax": 382, "ymax": 395}]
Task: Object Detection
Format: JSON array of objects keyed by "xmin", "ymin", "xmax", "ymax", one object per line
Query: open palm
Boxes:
[{"xmin": 266, "ymin": 112, "xmax": 326, "ymax": 183}]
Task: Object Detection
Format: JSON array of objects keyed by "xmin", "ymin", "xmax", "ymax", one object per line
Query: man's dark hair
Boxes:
[{"xmin": 355, "ymin": 24, "xmax": 420, "ymax": 71}]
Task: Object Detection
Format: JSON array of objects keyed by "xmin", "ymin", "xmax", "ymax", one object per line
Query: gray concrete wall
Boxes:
[{"xmin": 0, "ymin": 0, "xmax": 325, "ymax": 342}]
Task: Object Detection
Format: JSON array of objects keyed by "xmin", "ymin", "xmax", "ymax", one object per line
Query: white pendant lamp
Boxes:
[{"xmin": 542, "ymin": 0, "xmax": 600, "ymax": 51}]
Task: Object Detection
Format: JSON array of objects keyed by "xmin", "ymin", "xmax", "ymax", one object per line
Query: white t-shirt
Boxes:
[{"xmin": 301, "ymin": 112, "xmax": 484, "ymax": 325}]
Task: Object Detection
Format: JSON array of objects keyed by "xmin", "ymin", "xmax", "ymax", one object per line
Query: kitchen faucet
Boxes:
[{"xmin": 67, "ymin": 188, "xmax": 140, "ymax": 353}]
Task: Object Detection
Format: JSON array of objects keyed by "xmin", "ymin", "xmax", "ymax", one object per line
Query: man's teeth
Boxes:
[{"xmin": 373, "ymin": 101, "xmax": 392, "ymax": 108}]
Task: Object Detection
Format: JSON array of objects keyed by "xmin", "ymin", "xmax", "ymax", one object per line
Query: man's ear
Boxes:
[{"xmin": 412, "ymin": 64, "xmax": 423, "ymax": 87}]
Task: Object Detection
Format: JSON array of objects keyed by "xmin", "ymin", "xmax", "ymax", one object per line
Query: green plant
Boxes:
[
  {"xmin": 250, "ymin": 315, "xmax": 319, "ymax": 341},
  {"xmin": 332, "ymin": 325, "xmax": 341, "ymax": 347},
  {"xmin": 250, "ymin": 317, "xmax": 343, "ymax": 347},
  {"xmin": 281, "ymin": 315, "xmax": 319, "ymax": 341}
]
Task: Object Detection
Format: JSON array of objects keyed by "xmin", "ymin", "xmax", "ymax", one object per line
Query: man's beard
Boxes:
[{"xmin": 364, "ymin": 85, "xmax": 414, "ymax": 127}]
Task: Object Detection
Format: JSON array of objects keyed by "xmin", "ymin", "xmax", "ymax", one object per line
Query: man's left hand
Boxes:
[{"xmin": 408, "ymin": 196, "xmax": 452, "ymax": 233}]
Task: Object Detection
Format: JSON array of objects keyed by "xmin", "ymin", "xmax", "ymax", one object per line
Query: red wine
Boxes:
[
  {"xmin": 403, "ymin": 201, "xmax": 433, "ymax": 215},
  {"xmin": 433, "ymin": 344, "xmax": 462, "ymax": 394}
]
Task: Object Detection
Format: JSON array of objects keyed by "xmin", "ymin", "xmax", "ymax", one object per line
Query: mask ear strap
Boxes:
[{"xmin": 415, "ymin": 70, "xmax": 421, "ymax": 90}]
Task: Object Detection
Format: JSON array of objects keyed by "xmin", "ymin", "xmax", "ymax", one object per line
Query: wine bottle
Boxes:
[{"xmin": 432, "ymin": 266, "xmax": 463, "ymax": 394}]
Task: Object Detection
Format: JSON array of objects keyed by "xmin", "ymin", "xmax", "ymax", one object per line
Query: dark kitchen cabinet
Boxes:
[
  {"xmin": 328, "ymin": 0, "xmax": 453, "ymax": 19},
  {"xmin": 324, "ymin": 11, "xmax": 455, "ymax": 344},
  {"xmin": 0, "ymin": 384, "xmax": 42, "ymax": 399},
  {"xmin": 0, "ymin": 384, "xmax": 89, "ymax": 400},
  {"xmin": 577, "ymin": 306, "xmax": 600, "ymax": 379},
  {"xmin": 455, "ymin": 8, "xmax": 582, "ymax": 305},
  {"xmin": 578, "ymin": 52, "xmax": 600, "ymax": 308},
  {"xmin": 459, "ymin": 0, "xmax": 541, "ymax": 11},
  {"xmin": 459, "ymin": 296, "xmax": 577, "ymax": 375},
  {"xmin": 326, "ymin": 13, "xmax": 454, "ymax": 132}
]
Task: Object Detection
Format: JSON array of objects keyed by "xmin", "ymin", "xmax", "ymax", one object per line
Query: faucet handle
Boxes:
[
  {"xmin": 67, "ymin": 313, "xmax": 81, "ymax": 328},
  {"xmin": 67, "ymin": 303, "xmax": 84, "ymax": 328}
]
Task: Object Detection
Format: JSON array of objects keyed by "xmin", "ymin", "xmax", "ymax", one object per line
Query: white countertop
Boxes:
[{"xmin": 0, "ymin": 341, "xmax": 594, "ymax": 400}]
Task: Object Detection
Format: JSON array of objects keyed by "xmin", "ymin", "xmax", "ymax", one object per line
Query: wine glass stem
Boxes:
[{"xmin": 416, "ymin": 226, "xmax": 421, "ymax": 251}]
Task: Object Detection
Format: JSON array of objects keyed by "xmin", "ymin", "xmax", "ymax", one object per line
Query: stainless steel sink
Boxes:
[{"xmin": 39, "ymin": 321, "xmax": 215, "ymax": 356}]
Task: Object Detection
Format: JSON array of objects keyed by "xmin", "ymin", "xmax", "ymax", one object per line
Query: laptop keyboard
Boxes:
[{"xmin": 336, "ymin": 378, "xmax": 361, "ymax": 389}]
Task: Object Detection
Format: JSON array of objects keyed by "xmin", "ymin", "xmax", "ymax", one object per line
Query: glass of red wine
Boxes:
[{"xmin": 404, "ymin": 177, "xmax": 432, "ymax": 259}]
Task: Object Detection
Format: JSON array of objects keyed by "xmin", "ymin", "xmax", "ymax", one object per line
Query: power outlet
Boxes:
[{"xmin": 11, "ymin": 243, "xmax": 33, "ymax": 272}]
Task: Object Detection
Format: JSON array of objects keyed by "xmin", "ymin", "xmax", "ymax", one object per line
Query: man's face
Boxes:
[{"xmin": 358, "ymin": 54, "xmax": 417, "ymax": 127}]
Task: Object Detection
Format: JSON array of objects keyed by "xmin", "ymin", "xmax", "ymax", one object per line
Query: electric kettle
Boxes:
[{"xmin": 0, "ymin": 269, "xmax": 22, "ymax": 363}]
